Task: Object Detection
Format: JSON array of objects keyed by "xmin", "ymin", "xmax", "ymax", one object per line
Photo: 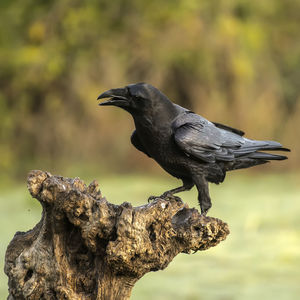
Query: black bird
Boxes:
[{"xmin": 97, "ymin": 83, "xmax": 290, "ymax": 215}]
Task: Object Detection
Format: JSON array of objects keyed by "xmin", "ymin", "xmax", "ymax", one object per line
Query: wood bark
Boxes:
[{"xmin": 5, "ymin": 170, "xmax": 230, "ymax": 300}]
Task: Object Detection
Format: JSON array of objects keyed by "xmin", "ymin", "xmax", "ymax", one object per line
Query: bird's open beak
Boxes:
[{"xmin": 97, "ymin": 88, "xmax": 129, "ymax": 107}]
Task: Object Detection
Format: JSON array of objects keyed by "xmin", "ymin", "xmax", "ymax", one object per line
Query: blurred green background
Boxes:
[{"xmin": 0, "ymin": 0, "xmax": 299, "ymax": 299}]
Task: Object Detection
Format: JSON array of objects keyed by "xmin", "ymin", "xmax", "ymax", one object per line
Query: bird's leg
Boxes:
[
  {"xmin": 160, "ymin": 182, "xmax": 194, "ymax": 198},
  {"xmin": 193, "ymin": 175, "xmax": 212, "ymax": 215},
  {"xmin": 148, "ymin": 180, "xmax": 194, "ymax": 202}
]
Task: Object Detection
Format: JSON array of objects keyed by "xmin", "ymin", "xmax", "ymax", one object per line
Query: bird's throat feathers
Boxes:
[{"xmin": 133, "ymin": 99, "xmax": 179, "ymax": 131}]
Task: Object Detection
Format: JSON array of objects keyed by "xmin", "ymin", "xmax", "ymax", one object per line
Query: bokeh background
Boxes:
[{"xmin": 0, "ymin": 0, "xmax": 299, "ymax": 299}]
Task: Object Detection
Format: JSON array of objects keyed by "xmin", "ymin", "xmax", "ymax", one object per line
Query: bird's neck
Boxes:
[{"xmin": 133, "ymin": 102, "xmax": 179, "ymax": 132}]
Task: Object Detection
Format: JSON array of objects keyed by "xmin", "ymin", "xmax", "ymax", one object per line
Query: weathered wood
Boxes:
[{"xmin": 5, "ymin": 170, "xmax": 230, "ymax": 300}]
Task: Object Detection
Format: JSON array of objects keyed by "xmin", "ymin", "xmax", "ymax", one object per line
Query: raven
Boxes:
[{"xmin": 98, "ymin": 83, "xmax": 290, "ymax": 215}]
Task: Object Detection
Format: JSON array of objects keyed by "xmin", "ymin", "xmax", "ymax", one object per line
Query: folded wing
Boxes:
[{"xmin": 172, "ymin": 113, "xmax": 289, "ymax": 163}]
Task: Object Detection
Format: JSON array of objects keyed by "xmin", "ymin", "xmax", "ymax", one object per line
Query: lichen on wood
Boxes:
[{"xmin": 5, "ymin": 170, "xmax": 229, "ymax": 300}]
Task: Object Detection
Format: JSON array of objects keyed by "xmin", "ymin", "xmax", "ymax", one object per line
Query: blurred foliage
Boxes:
[{"xmin": 0, "ymin": 0, "xmax": 299, "ymax": 179}]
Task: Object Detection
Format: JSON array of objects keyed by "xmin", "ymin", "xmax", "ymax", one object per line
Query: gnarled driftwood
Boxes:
[{"xmin": 5, "ymin": 170, "xmax": 229, "ymax": 300}]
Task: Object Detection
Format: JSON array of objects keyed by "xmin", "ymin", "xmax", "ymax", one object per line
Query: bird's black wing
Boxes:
[
  {"xmin": 172, "ymin": 113, "xmax": 286, "ymax": 163},
  {"xmin": 172, "ymin": 113, "xmax": 243, "ymax": 162},
  {"xmin": 131, "ymin": 130, "xmax": 151, "ymax": 157}
]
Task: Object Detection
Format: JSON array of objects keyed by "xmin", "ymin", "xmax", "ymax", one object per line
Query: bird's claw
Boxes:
[
  {"xmin": 148, "ymin": 192, "xmax": 173, "ymax": 203},
  {"xmin": 148, "ymin": 195, "xmax": 158, "ymax": 203}
]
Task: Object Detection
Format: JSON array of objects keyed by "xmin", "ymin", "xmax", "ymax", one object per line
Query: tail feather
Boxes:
[
  {"xmin": 234, "ymin": 139, "xmax": 290, "ymax": 156},
  {"xmin": 263, "ymin": 146, "xmax": 290, "ymax": 152},
  {"xmin": 247, "ymin": 151, "xmax": 288, "ymax": 161},
  {"xmin": 261, "ymin": 140, "xmax": 290, "ymax": 152},
  {"xmin": 226, "ymin": 139, "xmax": 289, "ymax": 172}
]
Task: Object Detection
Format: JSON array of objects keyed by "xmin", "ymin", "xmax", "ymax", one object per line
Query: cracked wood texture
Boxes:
[{"xmin": 5, "ymin": 170, "xmax": 230, "ymax": 300}]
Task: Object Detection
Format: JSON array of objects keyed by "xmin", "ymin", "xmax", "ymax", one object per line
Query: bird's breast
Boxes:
[
  {"xmin": 135, "ymin": 125, "xmax": 191, "ymax": 178},
  {"xmin": 136, "ymin": 125, "xmax": 172, "ymax": 155}
]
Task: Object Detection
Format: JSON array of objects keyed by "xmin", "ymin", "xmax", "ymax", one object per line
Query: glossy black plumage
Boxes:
[{"xmin": 98, "ymin": 83, "xmax": 290, "ymax": 214}]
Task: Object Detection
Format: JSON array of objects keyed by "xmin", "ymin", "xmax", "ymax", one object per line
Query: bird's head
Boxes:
[{"xmin": 97, "ymin": 83, "xmax": 173, "ymax": 116}]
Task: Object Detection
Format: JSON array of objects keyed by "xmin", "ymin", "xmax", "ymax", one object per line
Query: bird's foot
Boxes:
[
  {"xmin": 147, "ymin": 192, "xmax": 174, "ymax": 203},
  {"xmin": 147, "ymin": 195, "xmax": 158, "ymax": 203}
]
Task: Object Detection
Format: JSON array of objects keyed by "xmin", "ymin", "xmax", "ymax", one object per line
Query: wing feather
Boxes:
[
  {"xmin": 172, "ymin": 112, "xmax": 289, "ymax": 164},
  {"xmin": 173, "ymin": 113, "xmax": 244, "ymax": 163},
  {"xmin": 173, "ymin": 113, "xmax": 288, "ymax": 163}
]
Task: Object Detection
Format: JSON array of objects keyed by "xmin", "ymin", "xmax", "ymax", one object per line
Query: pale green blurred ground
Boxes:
[{"xmin": 1, "ymin": 172, "xmax": 299, "ymax": 299}]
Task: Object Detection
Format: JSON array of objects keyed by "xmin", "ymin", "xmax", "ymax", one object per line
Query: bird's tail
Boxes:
[
  {"xmin": 234, "ymin": 140, "xmax": 290, "ymax": 156},
  {"xmin": 254, "ymin": 140, "xmax": 290, "ymax": 153},
  {"xmin": 247, "ymin": 151, "xmax": 288, "ymax": 160},
  {"xmin": 248, "ymin": 140, "xmax": 290, "ymax": 161},
  {"xmin": 227, "ymin": 140, "xmax": 290, "ymax": 171}
]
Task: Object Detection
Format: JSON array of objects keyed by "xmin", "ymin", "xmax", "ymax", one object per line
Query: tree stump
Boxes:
[{"xmin": 4, "ymin": 170, "xmax": 230, "ymax": 300}]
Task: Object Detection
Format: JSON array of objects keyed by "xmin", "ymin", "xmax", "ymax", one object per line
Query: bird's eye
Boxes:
[{"xmin": 127, "ymin": 86, "xmax": 147, "ymax": 100}]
